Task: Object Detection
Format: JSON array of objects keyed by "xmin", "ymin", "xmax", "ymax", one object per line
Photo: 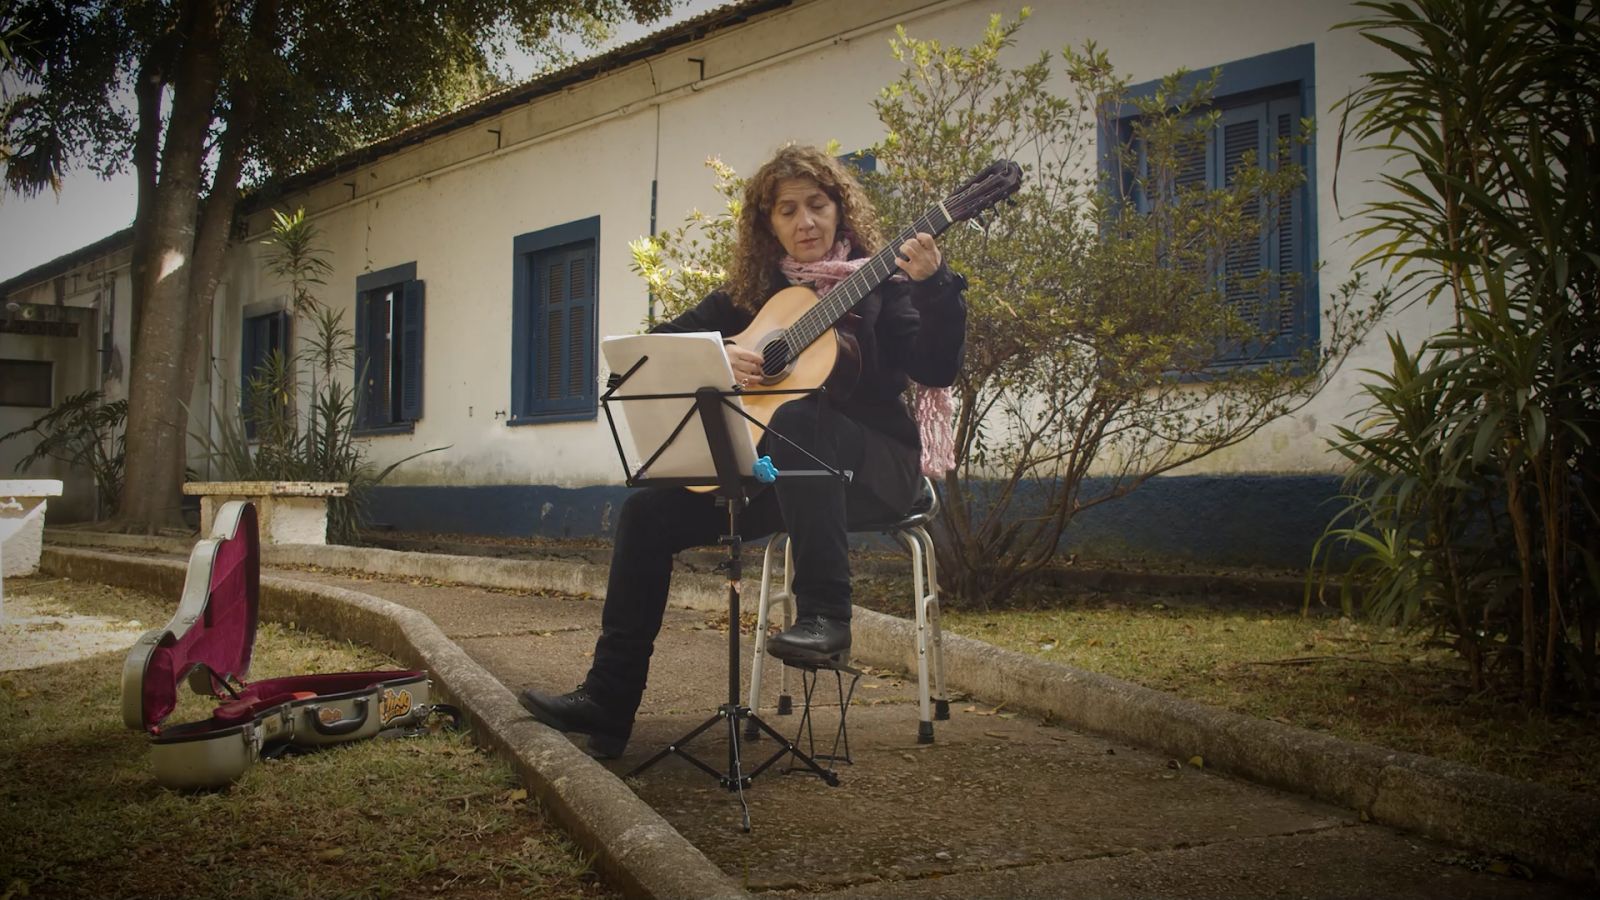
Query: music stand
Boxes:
[{"xmin": 599, "ymin": 333, "xmax": 850, "ymax": 832}]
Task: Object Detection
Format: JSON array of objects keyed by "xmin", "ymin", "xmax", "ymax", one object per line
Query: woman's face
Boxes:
[{"xmin": 768, "ymin": 177, "xmax": 839, "ymax": 263}]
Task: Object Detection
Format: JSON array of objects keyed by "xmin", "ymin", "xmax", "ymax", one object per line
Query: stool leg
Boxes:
[
  {"xmin": 775, "ymin": 536, "xmax": 795, "ymax": 714},
  {"xmin": 906, "ymin": 529, "xmax": 935, "ymax": 744},
  {"xmin": 746, "ymin": 535, "xmax": 784, "ymax": 738},
  {"xmin": 915, "ymin": 525, "xmax": 951, "ymax": 721}
]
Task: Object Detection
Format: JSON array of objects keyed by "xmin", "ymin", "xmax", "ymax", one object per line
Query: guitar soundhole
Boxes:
[{"xmin": 759, "ymin": 335, "xmax": 792, "ymax": 381}]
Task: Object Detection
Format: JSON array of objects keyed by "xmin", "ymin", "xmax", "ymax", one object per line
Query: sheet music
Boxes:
[{"xmin": 600, "ymin": 331, "xmax": 758, "ymax": 482}]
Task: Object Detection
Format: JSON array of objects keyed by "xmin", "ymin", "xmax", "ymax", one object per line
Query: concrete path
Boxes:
[{"xmin": 44, "ymin": 539, "xmax": 1596, "ymax": 899}]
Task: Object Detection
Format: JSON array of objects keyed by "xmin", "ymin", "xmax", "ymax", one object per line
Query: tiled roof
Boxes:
[{"xmin": 244, "ymin": 0, "xmax": 793, "ymax": 212}]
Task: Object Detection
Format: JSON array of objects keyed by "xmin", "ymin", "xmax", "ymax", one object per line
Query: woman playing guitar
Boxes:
[{"xmin": 519, "ymin": 144, "xmax": 968, "ymax": 759}]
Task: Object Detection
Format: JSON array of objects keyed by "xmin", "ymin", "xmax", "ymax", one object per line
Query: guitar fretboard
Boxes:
[{"xmin": 785, "ymin": 202, "xmax": 955, "ymax": 352}]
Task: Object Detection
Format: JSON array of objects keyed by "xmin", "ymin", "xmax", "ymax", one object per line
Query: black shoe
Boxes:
[
  {"xmin": 766, "ymin": 615, "xmax": 851, "ymax": 668},
  {"xmin": 518, "ymin": 685, "xmax": 631, "ymax": 759}
]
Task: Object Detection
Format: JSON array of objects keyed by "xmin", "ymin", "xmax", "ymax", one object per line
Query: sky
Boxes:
[{"xmin": 0, "ymin": 0, "xmax": 724, "ymax": 282}]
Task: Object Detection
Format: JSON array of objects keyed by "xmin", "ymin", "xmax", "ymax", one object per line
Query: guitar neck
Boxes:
[{"xmin": 787, "ymin": 200, "xmax": 956, "ymax": 351}]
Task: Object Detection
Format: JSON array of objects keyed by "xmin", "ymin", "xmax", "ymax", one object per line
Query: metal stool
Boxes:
[{"xmin": 746, "ymin": 476, "xmax": 951, "ymax": 744}]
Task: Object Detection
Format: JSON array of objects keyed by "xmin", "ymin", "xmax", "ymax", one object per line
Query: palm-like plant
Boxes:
[
  {"xmin": 1320, "ymin": 0, "xmax": 1598, "ymax": 707},
  {"xmin": 0, "ymin": 390, "xmax": 126, "ymax": 518},
  {"xmin": 192, "ymin": 208, "xmax": 442, "ymax": 543}
]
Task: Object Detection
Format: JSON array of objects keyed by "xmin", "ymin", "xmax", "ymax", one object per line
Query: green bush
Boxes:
[
  {"xmin": 1313, "ymin": 0, "xmax": 1599, "ymax": 708},
  {"xmin": 0, "ymin": 389, "xmax": 126, "ymax": 518}
]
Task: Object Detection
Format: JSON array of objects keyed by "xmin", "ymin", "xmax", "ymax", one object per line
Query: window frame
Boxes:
[
  {"xmin": 1101, "ymin": 44, "xmax": 1318, "ymax": 367},
  {"xmin": 353, "ymin": 261, "xmax": 425, "ymax": 436},
  {"xmin": 510, "ymin": 216, "xmax": 601, "ymax": 425},
  {"xmin": 239, "ymin": 306, "xmax": 291, "ymax": 440}
]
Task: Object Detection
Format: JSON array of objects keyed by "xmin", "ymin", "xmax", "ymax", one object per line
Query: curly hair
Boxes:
[{"xmin": 724, "ymin": 144, "xmax": 884, "ymax": 311}]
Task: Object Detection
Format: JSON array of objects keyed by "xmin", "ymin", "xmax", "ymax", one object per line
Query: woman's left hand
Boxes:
[{"xmin": 896, "ymin": 232, "xmax": 941, "ymax": 281}]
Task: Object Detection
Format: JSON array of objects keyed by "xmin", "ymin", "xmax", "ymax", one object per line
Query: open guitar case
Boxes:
[{"xmin": 121, "ymin": 500, "xmax": 445, "ymax": 790}]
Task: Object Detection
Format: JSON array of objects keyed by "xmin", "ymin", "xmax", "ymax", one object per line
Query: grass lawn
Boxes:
[
  {"xmin": 0, "ymin": 576, "xmax": 614, "ymax": 900},
  {"xmin": 854, "ymin": 573, "xmax": 1600, "ymax": 798}
]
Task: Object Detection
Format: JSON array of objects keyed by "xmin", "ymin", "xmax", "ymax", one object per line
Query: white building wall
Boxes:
[
  {"xmin": 0, "ymin": 251, "xmax": 131, "ymax": 521},
  {"xmin": 208, "ymin": 0, "xmax": 1434, "ymax": 493}
]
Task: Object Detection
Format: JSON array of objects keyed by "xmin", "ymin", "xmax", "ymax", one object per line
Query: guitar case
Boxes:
[{"xmin": 120, "ymin": 500, "xmax": 437, "ymax": 789}]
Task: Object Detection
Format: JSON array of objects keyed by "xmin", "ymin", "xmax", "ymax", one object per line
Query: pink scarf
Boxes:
[{"xmin": 779, "ymin": 239, "xmax": 957, "ymax": 477}]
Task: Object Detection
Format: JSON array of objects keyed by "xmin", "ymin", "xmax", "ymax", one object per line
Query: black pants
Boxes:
[{"xmin": 583, "ymin": 397, "xmax": 915, "ymax": 714}]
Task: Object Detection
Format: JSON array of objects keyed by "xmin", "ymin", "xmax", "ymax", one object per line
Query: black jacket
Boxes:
[{"xmin": 652, "ymin": 262, "xmax": 967, "ymax": 454}]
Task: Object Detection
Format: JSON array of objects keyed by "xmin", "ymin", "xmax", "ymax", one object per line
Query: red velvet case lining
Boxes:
[
  {"xmin": 134, "ymin": 503, "xmax": 426, "ymax": 736},
  {"xmin": 138, "ymin": 505, "xmax": 259, "ymax": 733}
]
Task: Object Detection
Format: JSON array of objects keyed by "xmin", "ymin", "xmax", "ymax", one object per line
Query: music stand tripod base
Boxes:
[
  {"xmin": 601, "ymin": 376, "xmax": 849, "ymax": 829},
  {"xmin": 621, "ymin": 482, "xmax": 844, "ymax": 792}
]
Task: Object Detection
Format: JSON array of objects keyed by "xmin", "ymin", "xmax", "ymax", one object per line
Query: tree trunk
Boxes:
[
  {"xmin": 1505, "ymin": 467, "xmax": 1538, "ymax": 708},
  {"xmin": 119, "ymin": 0, "xmax": 225, "ymax": 532},
  {"xmin": 175, "ymin": 0, "xmax": 279, "ymax": 491},
  {"xmin": 175, "ymin": 128, "xmax": 246, "ymax": 491},
  {"xmin": 127, "ymin": 60, "xmax": 165, "ymax": 360}
]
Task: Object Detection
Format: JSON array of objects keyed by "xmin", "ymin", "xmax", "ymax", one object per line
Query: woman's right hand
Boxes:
[{"xmin": 726, "ymin": 343, "xmax": 764, "ymax": 388}]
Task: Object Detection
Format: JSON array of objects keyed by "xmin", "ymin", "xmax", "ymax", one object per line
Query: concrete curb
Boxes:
[
  {"xmin": 45, "ymin": 529, "xmax": 196, "ymax": 555},
  {"xmin": 42, "ymin": 537, "xmax": 1600, "ymax": 885},
  {"xmin": 356, "ymin": 532, "xmax": 1310, "ymax": 606},
  {"xmin": 42, "ymin": 547, "xmax": 747, "ymax": 900}
]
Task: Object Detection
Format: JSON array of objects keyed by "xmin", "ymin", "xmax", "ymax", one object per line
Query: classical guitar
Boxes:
[{"xmin": 697, "ymin": 159, "xmax": 1022, "ymax": 488}]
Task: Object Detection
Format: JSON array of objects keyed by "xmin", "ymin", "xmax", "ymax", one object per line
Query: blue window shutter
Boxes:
[
  {"xmin": 1138, "ymin": 126, "xmax": 1209, "ymax": 213},
  {"xmin": 241, "ymin": 319, "xmax": 255, "ymax": 390},
  {"xmin": 241, "ymin": 317, "xmax": 260, "ymax": 399},
  {"xmin": 1267, "ymin": 95, "xmax": 1305, "ymax": 353},
  {"xmin": 1215, "ymin": 95, "xmax": 1307, "ymax": 361},
  {"xmin": 531, "ymin": 251, "xmax": 557, "ymax": 407},
  {"xmin": 511, "ymin": 252, "xmax": 531, "ymax": 419},
  {"xmin": 241, "ymin": 311, "xmax": 286, "ymax": 386},
  {"xmin": 537, "ymin": 249, "xmax": 566, "ymax": 405},
  {"xmin": 353, "ymin": 290, "xmax": 372, "ymax": 428},
  {"xmin": 351, "ymin": 262, "xmax": 418, "ymax": 430},
  {"xmin": 511, "ymin": 216, "xmax": 600, "ymax": 421},
  {"xmin": 1218, "ymin": 103, "xmax": 1270, "ymax": 342},
  {"xmin": 567, "ymin": 245, "xmax": 596, "ymax": 408},
  {"xmin": 400, "ymin": 279, "xmax": 425, "ymax": 421},
  {"xmin": 241, "ymin": 311, "xmax": 289, "ymax": 438},
  {"xmin": 530, "ymin": 242, "xmax": 596, "ymax": 416}
]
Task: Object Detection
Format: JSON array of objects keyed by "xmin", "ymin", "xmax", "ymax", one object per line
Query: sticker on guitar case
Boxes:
[{"xmin": 379, "ymin": 688, "xmax": 414, "ymax": 725}]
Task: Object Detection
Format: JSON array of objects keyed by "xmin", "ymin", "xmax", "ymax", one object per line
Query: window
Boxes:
[
  {"xmin": 511, "ymin": 217, "xmax": 599, "ymax": 423},
  {"xmin": 354, "ymin": 262, "xmax": 425, "ymax": 433},
  {"xmin": 240, "ymin": 308, "xmax": 290, "ymax": 439},
  {"xmin": 0, "ymin": 359, "xmax": 51, "ymax": 407},
  {"xmin": 1112, "ymin": 44, "xmax": 1316, "ymax": 364}
]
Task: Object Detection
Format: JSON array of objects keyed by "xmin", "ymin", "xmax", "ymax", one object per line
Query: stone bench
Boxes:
[
  {"xmin": 182, "ymin": 481, "xmax": 349, "ymax": 545},
  {"xmin": 1, "ymin": 479, "xmax": 65, "ymax": 621}
]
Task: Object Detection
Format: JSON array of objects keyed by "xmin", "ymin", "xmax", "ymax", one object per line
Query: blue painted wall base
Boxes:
[{"xmin": 365, "ymin": 474, "xmax": 1344, "ymax": 570}]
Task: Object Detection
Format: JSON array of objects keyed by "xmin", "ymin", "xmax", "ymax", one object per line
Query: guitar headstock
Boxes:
[{"xmin": 945, "ymin": 159, "xmax": 1024, "ymax": 223}]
